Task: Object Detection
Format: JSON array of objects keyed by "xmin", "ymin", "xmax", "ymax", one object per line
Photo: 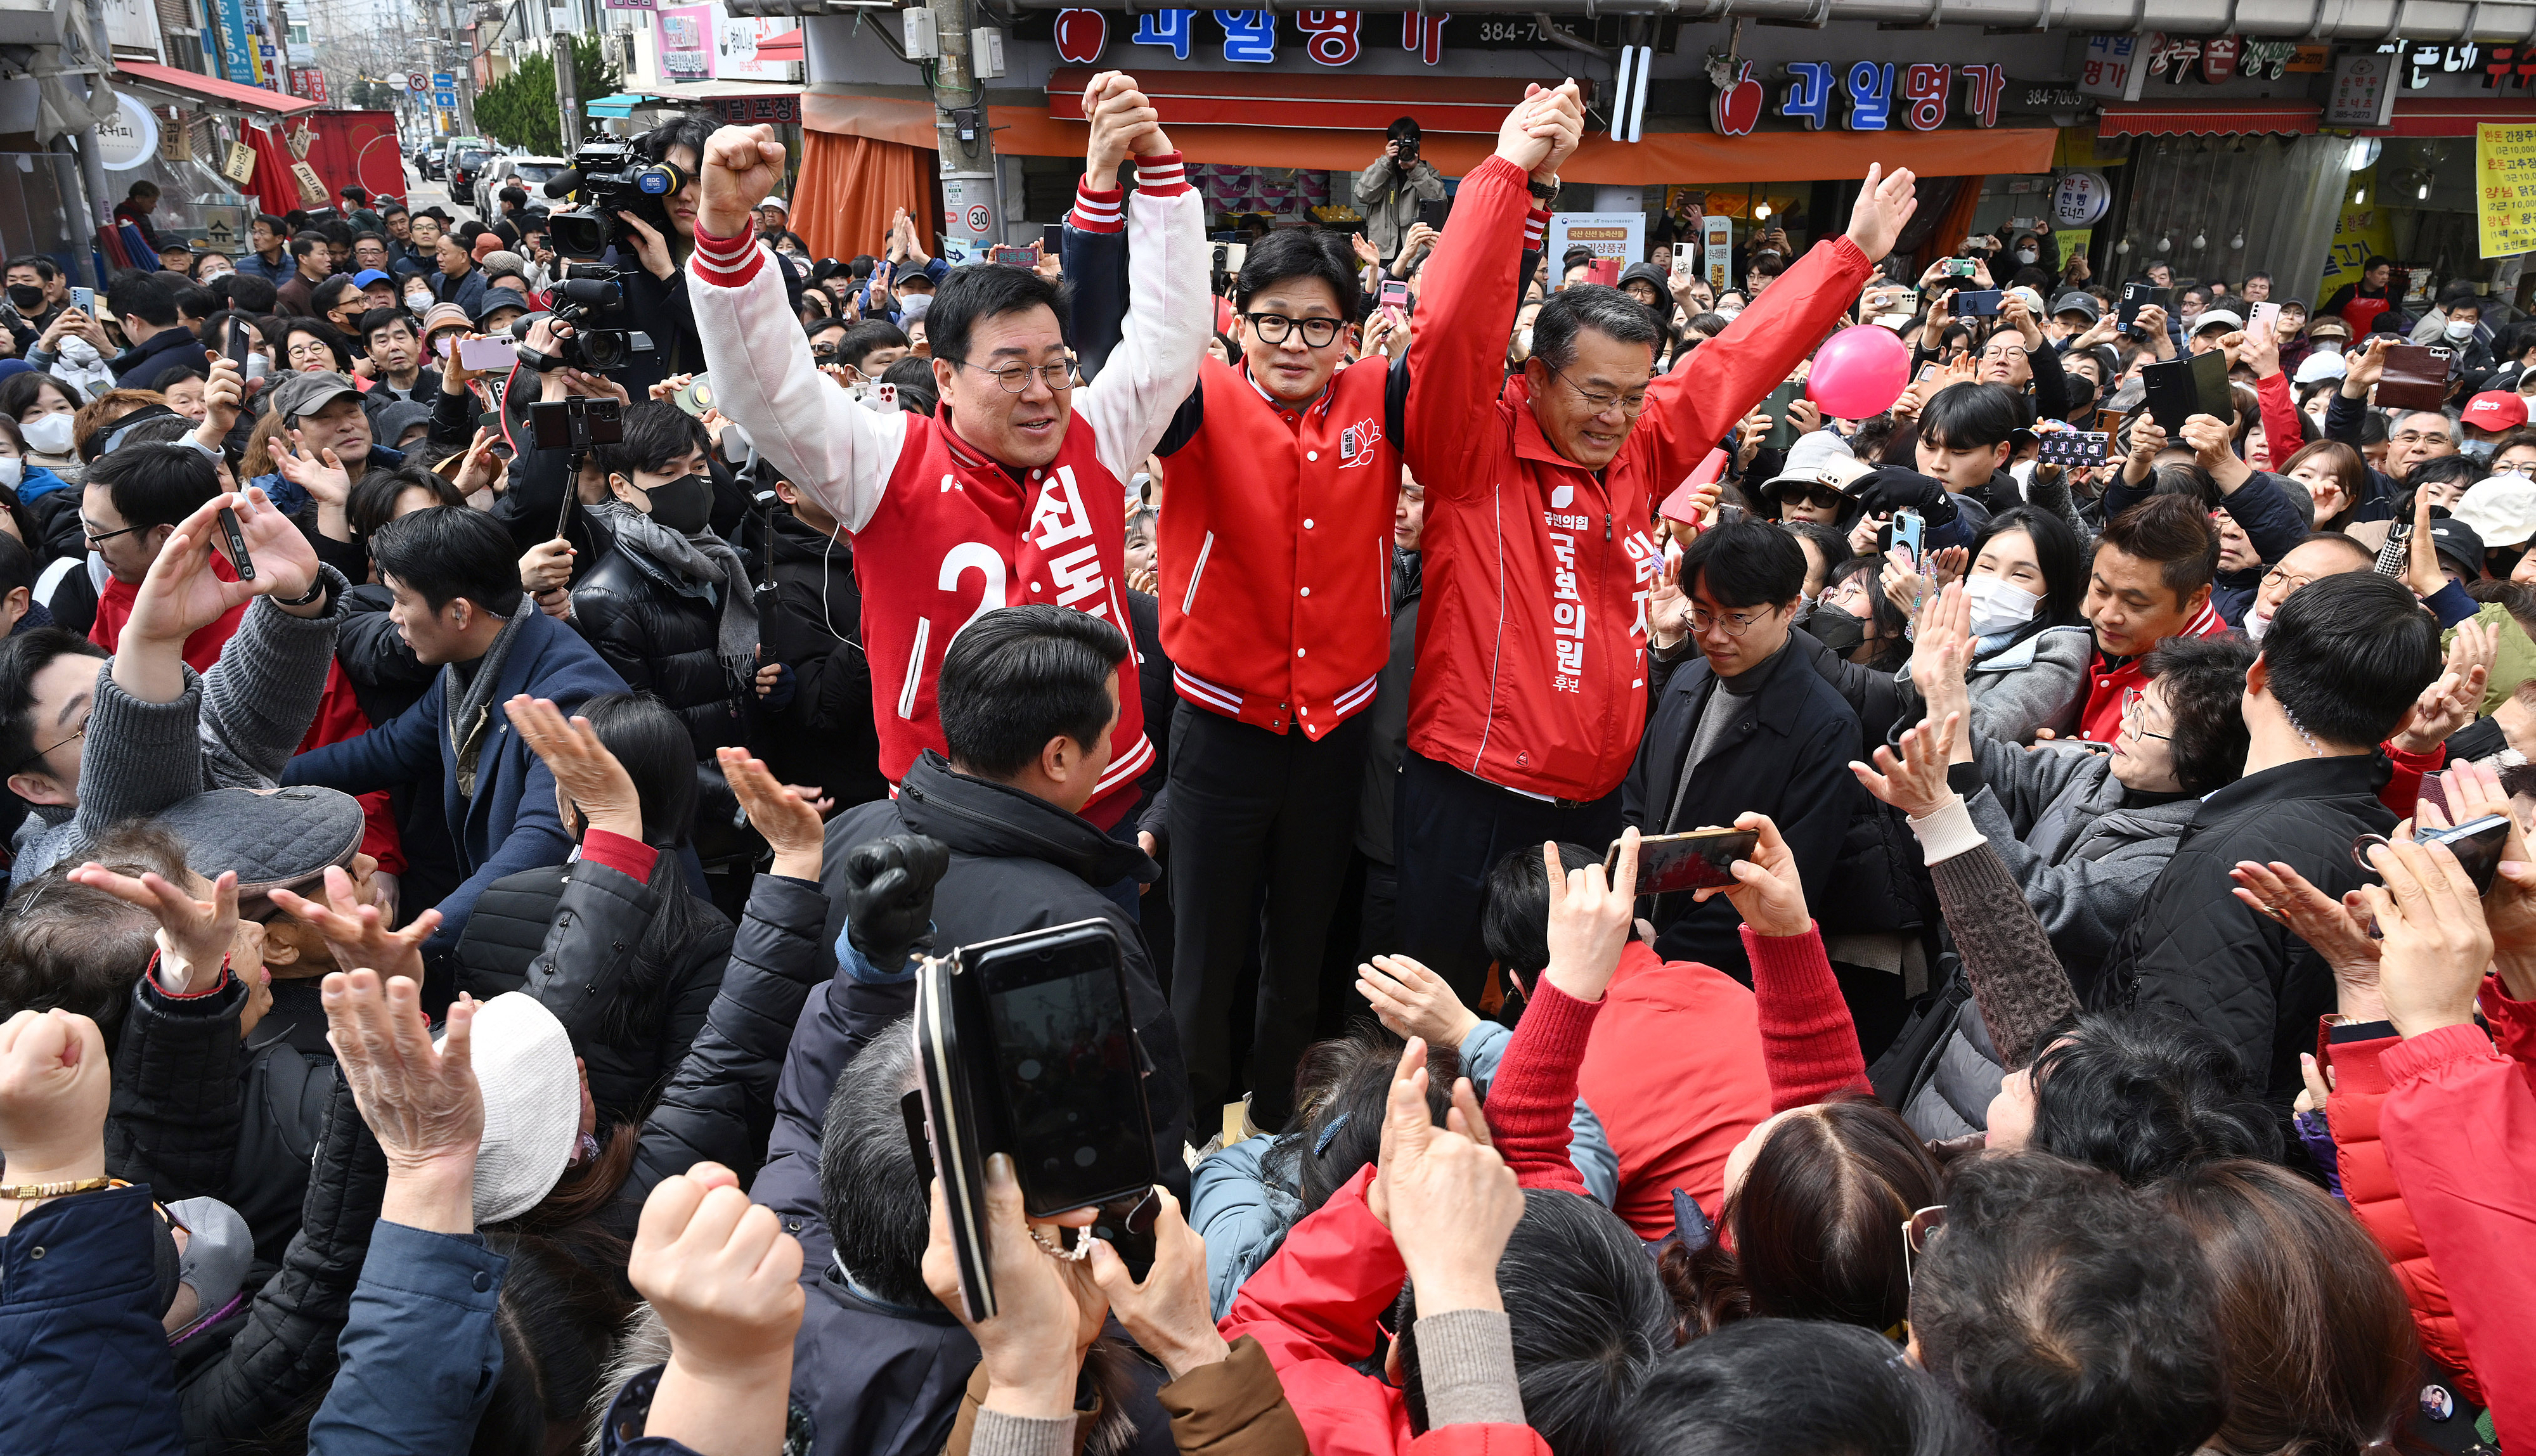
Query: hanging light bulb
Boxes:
[
  {"xmin": 2230, "ymin": 233, "xmax": 2245, "ymax": 250},
  {"xmin": 1754, "ymin": 202, "xmax": 1772, "ymax": 221},
  {"xmin": 2116, "ymin": 238, "xmax": 2132, "ymax": 254},
  {"xmin": 2353, "ymin": 186, "xmax": 2367, "ymax": 205},
  {"xmin": 2417, "ymin": 177, "xmax": 2431, "ymax": 201},
  {"xmin": 2191, "ymin": 233, "xmax": 2207, "ymax": 249}
]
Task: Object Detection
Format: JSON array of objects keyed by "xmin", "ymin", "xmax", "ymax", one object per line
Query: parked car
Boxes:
[
  {"xmin": 476, "ymin": 154, "xmax": 569, "ymax": 216},
  {"xmin": 445, "ymin": 138, "xmax": 490, "ymax": 205}
]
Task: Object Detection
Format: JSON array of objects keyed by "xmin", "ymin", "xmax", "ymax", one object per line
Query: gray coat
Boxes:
[
  {"xmin": 1351, "ymin": 155, "xmax": 1444, "ymax": 261},
  {"xmin": 1894, "ymin": 624, "xmax": 2092, "ymax": 748},
  {"xmin": 12, "ymin": 570, "xmax": 352, "ymax": 884},
  {"xmin": 1899, "ymin": 731, "xmax": 2197, "ymax": 1140}
]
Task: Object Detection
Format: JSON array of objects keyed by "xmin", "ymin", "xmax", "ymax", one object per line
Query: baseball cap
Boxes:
[
  {"xmin": 1763, "ymin": 430, "xmax": 1861, "ymax": 496},
  {"xmin": 455, "ymin": 993, "xmax": 583, "ymax": 1224},
  {"xmin": 2192, "ymin": 309, "xmax": 2244, "ymax": 335},
  {"xmin": 2426, "ymin": 517, "xmax": 2487, "ymax": 577},
  {"xmin": 351, "ymin": 268, "xmax": 392, "ymax": 289},
  {"xmin": 2293, "ymin": 352, "xmax": 2349, "ymax": 386},
  {"xmin": 2462, "ymin": 390, "xmax": 2530, "ymax": 433},
  {"xmin": 2453, "ymin": 475, "xmax": 2536, "ymax": 549},
  {"xmin": 2052, "ymin": 292, "xmax": 2102, "ymax": 322},
  {"xmin": 262, "ymin": 370, "xmax": 363, "ymax": 427},
  {"xmin": 761, "ymin": 196, "xmax": 789, "ymax": 214}
]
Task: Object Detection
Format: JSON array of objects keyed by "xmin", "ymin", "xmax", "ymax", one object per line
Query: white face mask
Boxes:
[
  {"xmin": 2447, "ymin": 318, "xmax": 2478, "ymax": 341},
  {"xmin": 22, "ymin": 413, "xmax": 74, "ymax": 455},
  {"xmin": 1716, "ymin": 307, "xmax": 1742, "ymax": 321},
  {"xmin": 898, "ymin": 293, "xmax": 931, "ymax": 323},
  {"xmin": 2015, "ymin": 248, "xmax": 2038, "ymax": 265},
  {"xmin": 406, "ymin": 289, "xmax": 432, "ymax": 310},
  {"xmin": 1963, "ymin": 574, "xmax": 2040, "ymax": 638},
  {"xmin": 0, "ymin": 456, "xmax": 22, "ymax": 488},
  {"xmin": 2245, "ymin": 606, "xmax": 2272, "ymax": 643},
  {"xmin": 244, "ymin": 352, "xmax": 270, "ymax": 380},
  {"xmin": 198, "ymin": 266, "xmax": 231, "ymax": 283},
  {"xmin": 1514, "ymin": 326, "xmax": 1534, "ymax": 356}
]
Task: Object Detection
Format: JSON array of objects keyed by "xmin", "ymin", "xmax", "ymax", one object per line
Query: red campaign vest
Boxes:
[
  {"xmin": 1157, "ymin": 356, "xmax": 1399, "ymax": 737},
  {"xmin": 853, "ymin": 411, "xmax": 1153, "ymax": 827}
]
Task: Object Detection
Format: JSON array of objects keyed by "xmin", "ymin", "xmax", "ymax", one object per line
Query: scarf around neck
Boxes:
[
  {"xmin": 447, "ymin": 598, "xmax": 535, "ymax": 799},
  {"xmin": 589, "ymin": 495, "xmax": 761, "ymax": 665}
]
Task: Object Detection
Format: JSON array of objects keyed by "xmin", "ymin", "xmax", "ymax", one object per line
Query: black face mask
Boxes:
[
  {"xmin": 642, "ymin": 472, "xmax": 714, "ymax": 534},
  {"xmin": 1803, "ymin": 605, "xmax": 1867, "ymax": 657},
  {"xmin": 6, "ymin": 284, "xmax": 44, "ymax": 313}
]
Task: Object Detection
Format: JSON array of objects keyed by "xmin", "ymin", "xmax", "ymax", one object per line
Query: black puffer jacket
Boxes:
[
  {"xmin": 175, "ymin": 1061, "xmax": 387, "ymax": 1455},
  {"xmin": 105, "ymin": 964, "xmax": 333, "ymax": 1277},
  {"xmin": 757, "ymin": 509, "xmax": 886, "ymax": 810},
  {"xmin": 455, "ymin": 854, "xmax": 732, "ymax": 1126},
  {"xmin": 569, "ymin": 541, "xmax": 753, "ymax": 761},
  {"xmin": 2095, "ymin": 753, "xmax": 2395, "ymax": 1117}
]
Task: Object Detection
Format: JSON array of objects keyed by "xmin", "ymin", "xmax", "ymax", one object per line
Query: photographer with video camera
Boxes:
[
  {"xmin": 540, "ymin": 117, "xmax": 808, "ymax": 397},
  {"xmin": 1355, "ymin": 117, "xmax": 1445, "ymax": 267}
]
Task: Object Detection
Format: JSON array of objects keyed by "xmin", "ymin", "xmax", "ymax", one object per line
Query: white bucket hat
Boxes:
[{"xmin": 445, "ymin": 992, "xmax": 582, "ymax": 1225}]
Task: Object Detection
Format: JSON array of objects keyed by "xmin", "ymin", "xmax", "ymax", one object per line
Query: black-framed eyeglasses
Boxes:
[
  {"xmin": 81, "ymin": 519, "xmax": 148, "ymax": 547},
  {"xmin": 13, "ymin": 719, "xmax": 84, "ymax": 775},
  {"xmin": 2121, "ymin": 686, "xmax": 2170, "ymax": 742},
  {"xmin": 1553, "ymin": 369, "xmax": 1649, "ymax": 416},
  {"xmin": 948, "ymin": 358, "xmax": 1071, "ymax": 394},
  {"xmin": 1901, "ymin": 1204, "xmax": 1946, "ymax": 1285},
  {"xmin": 1688, "ymin": 603, "xmax": 1776, "ymax": 637},
  {"xmin": 1244, "ymin": 312, "xmax": 1344, "ymax": 349}
]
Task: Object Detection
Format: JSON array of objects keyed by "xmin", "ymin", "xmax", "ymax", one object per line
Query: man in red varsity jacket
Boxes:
[
  {"xmin": 683, "ymin": 76, "xmax": 1207, "ymax": 845},
  {"xmin": 1397, "ymin": 80, "xmax": 1918, "ymax": 995}
]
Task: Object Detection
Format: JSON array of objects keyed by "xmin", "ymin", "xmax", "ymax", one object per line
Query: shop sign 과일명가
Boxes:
[{"xmin": 2478, "ymin": 122, "xmax": 2536, "ymax": 259}]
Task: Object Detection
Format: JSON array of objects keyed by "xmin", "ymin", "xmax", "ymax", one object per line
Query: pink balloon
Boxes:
[{"xmin": 1805, "ymin": 325, "xmax": 1912, "ymax": 421}]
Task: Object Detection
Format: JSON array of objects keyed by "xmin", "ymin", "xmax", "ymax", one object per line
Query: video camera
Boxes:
[
  {"xmin": 542, "ymin": 138, "xmax": 686, "ymax": 262},
  {"xmin": 515, "ymin": 264, "xmax": 656, "ymax": 376}
]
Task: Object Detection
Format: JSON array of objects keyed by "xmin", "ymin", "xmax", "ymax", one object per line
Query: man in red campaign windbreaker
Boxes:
[
  {"xmin": 1396, "ymin": 81, "xmax": 1917, "ymax": 993},
  {"xmin": 684, "ymin": 76, "xmax": 1207, "ymax": 839}
]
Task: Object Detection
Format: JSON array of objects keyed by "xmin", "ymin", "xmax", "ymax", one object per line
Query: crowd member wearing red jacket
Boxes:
[
  {"xmin": 685, "ymin": 81, "xmax": 1207, "ymax": 838},
  {"xmin": 1222, "ymin": 834, "xmax": 1669, "ymax": 1456},
  {"xmin": 1396, "ymin": 79, "xmax": 1917, "ymax": 995},
  {"xmin": 2358, "ymin": 833, "xmax": 2536, "ymax": 1452}
]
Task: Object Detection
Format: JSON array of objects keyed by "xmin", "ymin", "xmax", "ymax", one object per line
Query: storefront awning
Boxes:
[
  {"xmin": 1045, "ymin": 66, "xmax": 1552, "ymax": 134},
  {"xmin": 113, "ymin": 60, "xmax": 320, "ymax": 116},
  {"xmin": 757, "ymin": 28, "xmax": 803, "ymax": 64},
  {"xmin": 804, "ymin": 88, "xmax": 2055, "ymax": 184},
  {"xmin": 2368, "ymin": 98, "xmax": 2536, "ymax": 136},
  {"xmin": 2098, "ymin": 100, "xmax": 2319, "ymax": 138},
  {"xmin": 586, "ymin": 93, "xmax": 644, "ymax": 119}
]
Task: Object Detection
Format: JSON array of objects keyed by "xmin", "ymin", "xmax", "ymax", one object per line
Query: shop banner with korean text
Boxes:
[{"xmin": 2479, "ymin": 121, "xmax": 2536, "ymax": 259}]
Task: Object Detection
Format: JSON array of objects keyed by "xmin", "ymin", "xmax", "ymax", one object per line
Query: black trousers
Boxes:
[
  {"xmin": 1167, "ymin": 704, "xmax": 1373, "ymax": 1130},
  {"xmin": 1394, "ymin": 749, "xmax": 1625, "ymax": 1004}
]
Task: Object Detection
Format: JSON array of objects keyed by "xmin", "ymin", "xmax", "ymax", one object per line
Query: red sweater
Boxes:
[
  {"xmin": 1574, "ymin": 943, "xmax": 1770, "ymax": 1237},
  {"xmin": 1489, "ymin": 924, "xmax": 1868, "ymax": 1223},
  {"xmin": 2381, "ymin": 1007, "xmax": 2536, "ymax": 1452}
]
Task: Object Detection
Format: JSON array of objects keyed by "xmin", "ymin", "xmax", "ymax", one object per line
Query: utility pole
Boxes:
[
  {"xmin": 553, "ymin": 30, "xmax": 580, "ymax": 148},
  {"xmin": 72, "ymin": 0, "xmax": 115, "ymax": 285},
  {"xmin": 928, "ymin": 0, "xmax": 999, "ymax": 263}
]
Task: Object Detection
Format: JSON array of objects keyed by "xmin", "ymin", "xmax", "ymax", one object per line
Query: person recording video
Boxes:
[{"xmin": 1354, "ymin": 115, "xmax": 1444, "ymax": 267}]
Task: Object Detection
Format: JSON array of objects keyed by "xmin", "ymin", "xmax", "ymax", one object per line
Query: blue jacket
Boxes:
[
  {"xmin": 240, "ymin": 250, "xmax": 297, "ymax": 288},
  {"xmin": 0, "ymin": 1182, "xmax": 188, "ymax": 1456},
  {"xmin": 305, "ymin": 1221, "xmax": 507, "ymax": 1456},
  {"xmin": 283, "ymin": 607, "xmax": 626, "ymax": 949}
]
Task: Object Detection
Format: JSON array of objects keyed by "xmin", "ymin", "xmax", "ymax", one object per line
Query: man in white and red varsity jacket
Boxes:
[
  {"xmin": 1397, "ymin": 81, "xmax": 1919, "ymax": 994},
  {"xmin": 682, "ymin": 79, "xmax": 1207, "ymax": 851}
]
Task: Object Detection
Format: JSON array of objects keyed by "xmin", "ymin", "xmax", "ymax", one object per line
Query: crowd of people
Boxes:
[{"xmin": 1, "ymin": 71, "xmax": 2531, "ymax": 1456}]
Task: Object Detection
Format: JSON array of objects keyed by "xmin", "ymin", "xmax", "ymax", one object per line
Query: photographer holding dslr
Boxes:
[{"xmin": 1354, "ymin": 116, "xmax": 1445, "ymax": 267}]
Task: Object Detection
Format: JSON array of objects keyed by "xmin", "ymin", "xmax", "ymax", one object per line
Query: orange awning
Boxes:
[
  {"xmin": 2098, "ymin": 100, "xmax": 2320, "ymax": 138},
  {"xmin": 804, "ymin": 89, "xmax": 2055, "ymax": 184},
  {"xmin": 115, "ymin": 59, "xmax": 320, "ymax": 115}
]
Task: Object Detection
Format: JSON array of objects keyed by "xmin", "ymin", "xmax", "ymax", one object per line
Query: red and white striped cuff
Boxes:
[
  {"xmin": 689, "ymin": 219, "xmax": 764, "ymax": 288},
  {"xmin": 1524, "ymin": 208, "xmax": 1550, "ymax": 250},
  {"xmin": 1134, "ymin": 150, "xmax": 1189, "ymax": 196},
  {"xmin": 1071, "ymin": 181, "xmax": 1125, "ymax": 235}
]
